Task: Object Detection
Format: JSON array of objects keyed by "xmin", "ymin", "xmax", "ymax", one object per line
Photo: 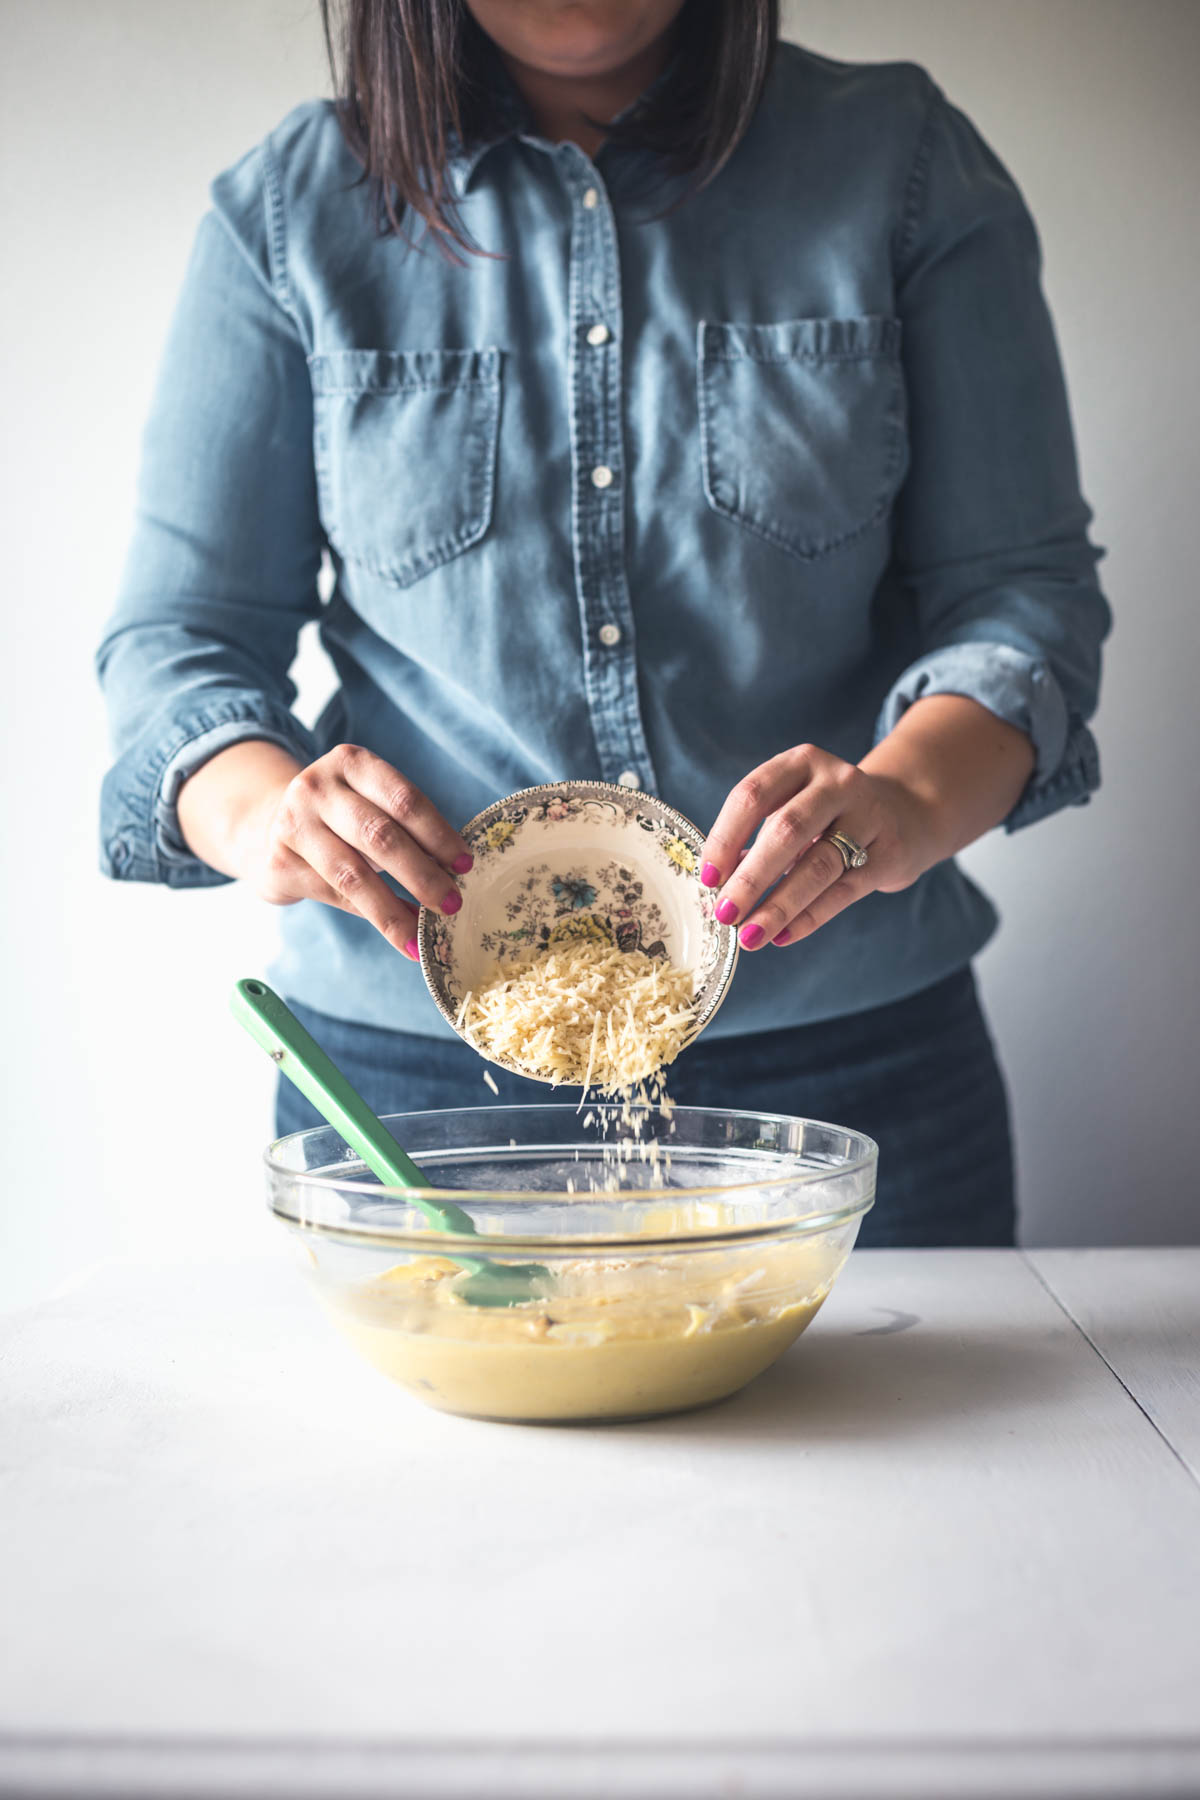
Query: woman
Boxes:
[{"xmin": 97, "ymin": 0, "xmax": 1110, "ymax": 1247}]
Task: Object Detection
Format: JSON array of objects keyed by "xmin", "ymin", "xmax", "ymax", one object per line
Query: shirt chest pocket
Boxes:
[
  {"xmin": 697, "ymin": 316, "xmax": 908, "ymax": 562},
  {"xmin": 308, "ymin": 348, "xmax": 501, "ymax": 587}
]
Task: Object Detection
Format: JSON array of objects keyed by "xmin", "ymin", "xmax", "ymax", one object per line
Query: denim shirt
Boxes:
[{"xmin": 96, "ymin": 43, "xmax": 1110, "ymax": 1041}]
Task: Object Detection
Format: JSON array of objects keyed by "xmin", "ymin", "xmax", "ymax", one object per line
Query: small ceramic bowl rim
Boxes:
[{"xmin": 416, "ymin": 779, "xmax": 740, "ymax": 1078}]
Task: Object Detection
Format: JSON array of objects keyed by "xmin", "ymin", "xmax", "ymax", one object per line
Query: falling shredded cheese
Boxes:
[
  {"xmin": 482, "ymin": 1068, "xmax": 499, "ymax": 1096},
  {"xmin": 460, "ymin": 940, "xmax": 695, "ymax": 1093}
]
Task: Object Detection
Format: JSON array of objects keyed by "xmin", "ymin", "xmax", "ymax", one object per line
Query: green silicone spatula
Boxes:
[{"xmin": 231, "ymin": 978, "xmax": 547, "ymax": 1307}]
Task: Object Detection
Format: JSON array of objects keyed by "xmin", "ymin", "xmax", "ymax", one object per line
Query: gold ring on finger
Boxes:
[{"xmin": 824, "ymin": 829, "xmax": 869, "ymax": 874}]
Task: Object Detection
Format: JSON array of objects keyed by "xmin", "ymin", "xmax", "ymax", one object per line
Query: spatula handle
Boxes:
[{"xmin": 231, "ymin": 978, "xmax": 479, "ymax": 1237}]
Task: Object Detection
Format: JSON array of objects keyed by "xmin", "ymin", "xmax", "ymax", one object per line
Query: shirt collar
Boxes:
[
  {"xmin": 446, "ymin": 46, "xmax": 681, "ymax": 195},
  {"xmin": 445, "ymin": 53, "xmax": 531, "ymax": 193}
]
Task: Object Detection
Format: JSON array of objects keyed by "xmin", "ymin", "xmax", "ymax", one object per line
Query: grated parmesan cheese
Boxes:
[{"xmin": 460, "ymin": 939, "xmax": 696, "ymax": 1093}]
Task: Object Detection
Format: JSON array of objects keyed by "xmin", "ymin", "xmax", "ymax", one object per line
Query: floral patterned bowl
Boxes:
[{"xmin": 417, "ymin": 781, "xmax": 739, "ymax": 1083}]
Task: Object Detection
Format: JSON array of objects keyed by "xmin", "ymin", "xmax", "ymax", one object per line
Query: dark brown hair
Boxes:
[{"xmin": 320, "ymin": 0, "xmax": 779, "ymax": 256}]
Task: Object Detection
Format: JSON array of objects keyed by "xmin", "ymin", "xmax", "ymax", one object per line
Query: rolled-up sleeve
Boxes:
[
  {"xmin": 96, "ymin": 137, "xmax": 323, "ymax": 888},
  {"xmin": 876, "ymin": 79, "xmax": 1111, "ymax": 832}
]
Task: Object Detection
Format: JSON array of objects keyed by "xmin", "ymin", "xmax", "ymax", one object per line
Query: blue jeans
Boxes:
[{"xmin": 274, "ymin": 967, "xmax": 1015, "ymax": 1248}]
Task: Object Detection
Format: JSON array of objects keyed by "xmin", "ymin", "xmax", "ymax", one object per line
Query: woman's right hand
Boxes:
[{"xmin": 178, "ymin": 741, "xmax": 473, "ymax": 960}]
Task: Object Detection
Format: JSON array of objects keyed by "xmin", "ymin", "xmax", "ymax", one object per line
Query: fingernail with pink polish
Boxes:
[
  {"xmin": 772, "ymin": 929, "xmax": 791, "ymax": 947},
  {"xmin": 700, "ymin": 862, "xmax": 721, "ymax": 889},
  {"xmin": 404, "ymin": 938, "xmax": 420, "ymax": 961},
  {"xmin": 740, "ymin": 923, "xmax": 765, "ymax": 950},
  {"xmin": 441, "ymin": 890, "xmax": 463, "ymax": 915},
  {"xmin": 452, "ymin": 853, "xmax": 474, "ymax": 875},
  {"xmin": 715, "ymin": 898, "xmax": 739, "ymax": 926}
]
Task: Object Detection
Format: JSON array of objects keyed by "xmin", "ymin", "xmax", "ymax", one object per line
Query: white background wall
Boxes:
[{"xmin": 2, "ymin": 0, "xmax": 1197, "ymax": 1310}]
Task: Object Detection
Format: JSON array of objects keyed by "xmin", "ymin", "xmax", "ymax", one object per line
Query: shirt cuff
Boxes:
[
  {"xmin": 155, "ymin": 720, "xmax": 304, "ymax": 867},
  {"xmin": 100, "ymin": 695, "xmax": 317, "ymax": 889},
  {"xmin": 874, "ymin": 643, "xmax": 1100, "ymax": 833}
]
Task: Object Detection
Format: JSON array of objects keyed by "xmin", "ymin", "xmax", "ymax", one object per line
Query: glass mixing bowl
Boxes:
[{"xmin": 266, "ymin": 1105, "xmax": 877, "ymax": 1424}]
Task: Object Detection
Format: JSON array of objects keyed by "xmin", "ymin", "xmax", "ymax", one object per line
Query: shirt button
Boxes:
[
  {"xmin": 586, "ymin": 322, "xmax": 610, "ymax": 347},
  {"xmin": 598, "ymin": 622, "xmax": 622, "ymax": 647},
  {"xmin": 617, "ymin": 770, "xmax": 640, "ymax": 789},
  {"xmin": 591, "ymin": 464, "xmax": 614, "ymax": 489},
  {"xmin": 582, "ymin": 186, "xmax": 599, "ymax": 209}
]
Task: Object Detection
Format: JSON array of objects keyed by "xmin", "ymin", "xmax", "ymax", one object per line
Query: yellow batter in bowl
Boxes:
[{"xmin": 322, "ymin": 1236, "xmax": 836, "ymax": 1422}]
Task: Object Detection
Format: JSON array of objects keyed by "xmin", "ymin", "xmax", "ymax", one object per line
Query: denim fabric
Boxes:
[
  {"xmin": 273, "ymin": 968, "xmax": 1015, "ymax": 1249},
  {"xmin": 97, "ymin": 43, "xmax": 1109, "ymax": 1039}
]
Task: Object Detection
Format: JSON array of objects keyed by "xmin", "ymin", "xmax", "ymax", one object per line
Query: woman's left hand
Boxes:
[{"xmin": 699, "ymin": 744, "xmax": 940, "ymax": 950}]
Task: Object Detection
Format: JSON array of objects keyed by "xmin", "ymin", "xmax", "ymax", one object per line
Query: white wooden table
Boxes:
[{"xmin": 2, "ymin": 1248, "xmax": 1198, "ymax": 1799}]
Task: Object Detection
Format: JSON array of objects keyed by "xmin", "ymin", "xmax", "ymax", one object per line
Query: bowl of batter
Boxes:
[{"xmin": 265, "ymin": 1104, "xmax": 877, "ymax": 1424}]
